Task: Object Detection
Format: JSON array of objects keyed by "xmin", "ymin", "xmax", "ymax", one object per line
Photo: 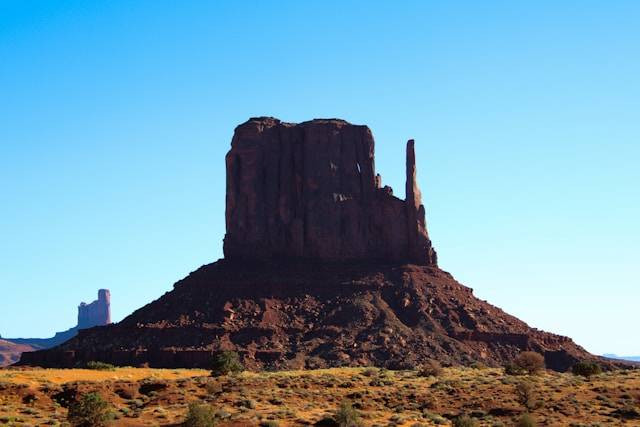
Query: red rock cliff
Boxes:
[{"xmin": 224, "ymin": 117, "xmax": 437, "ymax": 265}]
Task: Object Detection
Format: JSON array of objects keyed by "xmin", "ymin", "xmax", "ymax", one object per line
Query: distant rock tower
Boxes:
[{"xmin": 77, "ymin": 289, "xmax": 111, "ymax": 330}]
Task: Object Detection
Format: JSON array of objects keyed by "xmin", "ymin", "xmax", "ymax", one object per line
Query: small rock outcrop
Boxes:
[{"xmin": 224, "ymin": 118, "xmax": 437, "ymax": 265}]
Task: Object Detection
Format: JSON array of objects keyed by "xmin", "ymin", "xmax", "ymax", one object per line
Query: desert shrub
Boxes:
[
  {"xmin": 469, "ymin": 361, "xmax": 488, "ymax": 370},
  {"xmin": 452, "ymin": 415, "xmax": 477, "ymax": 427},
  {"xmin": 513, "ymin": 352, "xmax": 545, "ymax": 375},
  {"xmin": 84, "ymin": 361, "xmax": 116, "ymax": 371},
  {"xmin": 417, "ymin": 359, "xmax": 443, "ymax": 377},
  {"xmin": 334, "ymin": 400, "xmax": 362, "ymax": 427},
  {"xmin": 361, "ymin": 368, "xmax": 377, "ymax": 377},
  {"xmin": 572, "ymin": 361, "xmax": 602, "ymax": 378},
  {"xmin": 515, "ymin": 380, "xmax": 541, "ymax": 410},
  {"xmin": 504, "ymin": 362, "xmax": 526, "ymax": 376},
  {"xmin": 516, "ymin": 413, "xmax": 537, "ymax": 427},
  {"xmin": 612, "ymin": 400, "xmax": 640, "ymax": 419},
  {"xmin": 259, "ymin": 421, "xmax": 279, "ymax": 427},
  {"xmin": 67, "ymin": 392, "xmax": 110, "ymax": 427},
  {"xmin": 184, "ymin": 403, "xmax": 216, "ymax": 427},
  {"xmin": 210, "ymin": 351, "xmax": 243, "ymax": 377},
  {"xmin": 418, "ymin": 393, "xmax": 438, "ymax": 410}
]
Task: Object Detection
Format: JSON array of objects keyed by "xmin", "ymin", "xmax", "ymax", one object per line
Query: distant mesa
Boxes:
[
  {"xmin": 0, "ymin": 339, "xmax": 36, "ymax": 367},
  {"xmin": 78, "ymin": 289, "xmax": 111, "ymax": 329},
  {"xmin": 18, "ymin": 118, "xmax": 629, "ymax": 371},
  {"xmin": 2, "ymin": 289, "xmax": 111, "ymax": 366},
  {"xmin": 603, "ymin": 354, "xmax": 640, "ymax": 362}
]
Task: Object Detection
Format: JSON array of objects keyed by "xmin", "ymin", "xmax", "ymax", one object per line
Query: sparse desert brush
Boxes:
[
  {"xmin": 184, "ymin": 403, "xmax": 217, "ymax": 427},
  {"xmin": 515, "ymin": 380, "xmax": 542, "ymax": 410},
  {"xmin": 334, "ymin": 400, "xmax": 362, "ymax": 427},
  {"xmin": 361, "ymin": 367, "xmax": 377, "ymax": 377},
  {"xmin": 572, "ymin": 361, "xmax": 602, "ymax": 379},
  {"xmin": 67, "ymin": 392, "xmax": 111, "ymax": 427},
  {"xmin": 84, "ymin": 361, "xmax": 116, "ymax": 371},
  {"xmin": 508, "ymin": 352, "xmax": 545, "ymax": 375},
  {"xmin": 417, "ymin": 359, "xmax": 443, "ymax": 377},
  {"xmin": 517, "ymin": 413, "xmax": 537, "ymax": 427},
  {"xmin": 469, "ymin": 361, "xmax": 488, "ymax": 369},
  {"xmin": 452, "ymin": 414, "xmax": 477, "ymax": 427},
  {"xmin": 210, "ymin": 350, "xmax": 244, "ymax": 377},
  {"xmin": 418, "ymin": 392, "xmax": 438, "ymax": 410}
]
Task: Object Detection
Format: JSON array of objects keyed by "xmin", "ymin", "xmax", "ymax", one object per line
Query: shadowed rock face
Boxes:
[{"xmin": 224, "ymin": 118, "xmax": 437, "ymax": 265}]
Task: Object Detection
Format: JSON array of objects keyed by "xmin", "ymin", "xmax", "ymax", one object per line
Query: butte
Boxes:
[{"xmin": 20, "ymin": 118, "xmax": 605, "ymax": 371}]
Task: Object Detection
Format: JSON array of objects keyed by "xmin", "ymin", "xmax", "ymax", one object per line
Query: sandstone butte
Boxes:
[
  {"xmin": 18, "ymin": 118, "xmax": 620, "ymax": 371},
  {"xmin": 3, "ymin": 289, "xmax": 111, "ymax": 366}
]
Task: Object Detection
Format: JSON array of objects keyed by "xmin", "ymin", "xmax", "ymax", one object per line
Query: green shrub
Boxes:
[
  {"xmin": 84, "ymin": 361, "xmax": 116, "ymax": 371},
  {"xmin": 67, "ymin": 392, "xmax": 110, "ymax": 427},
  {"xmin": 210, "ymin": 351, "xmax": 244, "ymax": 377},
  {"xmin": 184, "ymin": 403, "xmax": 216, "ymax": 427},
  {"xmin": 452, "ymin": 415, "xmax": 477, "ymax": 427},
  {"xmin": 334, "ymin": 400, "xmax": 362, "ymax": 427},
  {"xmin": 417, "ymin": 359, "xmax": 443, "ymax": 377},
  {"xmin": 517, "ymin": 413, "xmax": 537, "ymax": 427},
  {"xmin": 572, "ymin": 361, "xmax": 602, "ymax": 378},
  {"xmin": 513, "ymin": 352, "xmax": 545, "ymax": 375}
]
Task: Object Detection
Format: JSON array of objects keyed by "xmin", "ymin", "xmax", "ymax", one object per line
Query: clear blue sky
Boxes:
[{"xmin": 1, "ymin": 1, "xmax": 638, "ymax": 355}]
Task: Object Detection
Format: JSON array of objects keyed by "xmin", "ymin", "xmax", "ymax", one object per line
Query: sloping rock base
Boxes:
[{"xmin": 20, "ymin": 260, "xmax": 594, "ymax": 372}]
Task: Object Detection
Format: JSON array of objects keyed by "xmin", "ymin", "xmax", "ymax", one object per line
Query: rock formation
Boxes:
[
  {"xmin": 5, "ymin": 290, "xmax": 111, "ymax": 364},
  {"xmin": 0, "ymin": 339, "xmax": 36, "ymax": 367},
  {"xmin": 224, "ymin": 118, "xmax": 437, "ymax": 265},
  {"xmin": 18, "ymin": 118, "xmax": 616, "ymax": 371},
  {"xmin": 78, "ymin": 289, "xmax": 111, "ymax": 329}
]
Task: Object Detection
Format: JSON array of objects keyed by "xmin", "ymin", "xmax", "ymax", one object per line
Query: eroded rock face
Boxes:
[
  {"xmin": 78, "ymin": 289, "xmax": 111, "ymax": 329},
  {"xmin": 224, "ymin": 118, "xmax": 437, "ymax": 265}
]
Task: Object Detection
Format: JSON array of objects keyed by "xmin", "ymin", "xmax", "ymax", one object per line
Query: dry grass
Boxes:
[
  {"xmin": 0, "ymin": 367, "xmax": 208, "ymax": 386},
  {"xmin": 0, "ymin": 366, "xmax": 638, "ymax": 426}
]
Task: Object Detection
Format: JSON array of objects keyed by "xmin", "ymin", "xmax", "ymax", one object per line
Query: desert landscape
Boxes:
[
  {"xmin": 1, "ymin": 362, "xmax": 639, "ymax": 426},
  {"xmin": 3, "ymin": 3, "xmax": 639, "ymax": 426}
]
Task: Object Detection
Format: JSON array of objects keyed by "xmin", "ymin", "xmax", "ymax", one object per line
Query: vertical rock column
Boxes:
[{"xmin": 406, "ymin": 140, "xmax": 437, "ymax": 265}]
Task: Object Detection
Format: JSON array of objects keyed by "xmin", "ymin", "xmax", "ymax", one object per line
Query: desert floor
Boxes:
[{"xmin": 1, "ymin": 366, "xmax": 639, "ymax": 426}]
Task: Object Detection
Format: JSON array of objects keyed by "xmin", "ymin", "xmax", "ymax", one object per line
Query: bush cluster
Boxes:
[
  {"xmin": 210, "ymin": 351, "xmax": 244, "ymax": 377},
  {"xmin": 417, "ymin": 359, "xmax": 443, "ymax": 377},
  {"xmin": 334, "ymin": 400, "xmax": 362, "ymax": 427},
  {"xmin": 67, "ymin": 392, "xmax": 110, "ymax": 427},
  {"xmin": 84, "ymin": 361, "xmax": 116, "ymax": 371},
  {"xmin": 572, "ymin": 361, "xmax": 602, "ymax": 378},
  {"xmin": 184, "ymin": 403, "xmax": 216, "ymax": 427},
  {"xmin": 505, "ymin": 351, "xmax": 545, "ymax": 375}
]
